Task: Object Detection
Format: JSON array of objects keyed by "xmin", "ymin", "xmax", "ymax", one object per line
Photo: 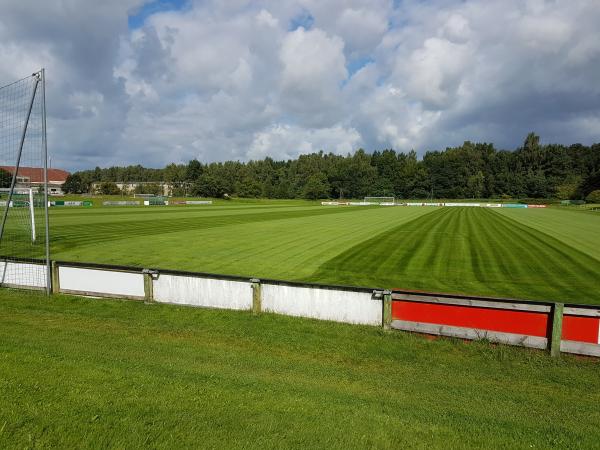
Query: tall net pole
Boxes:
[
  {"xmin": 42, "ymin": 69, "xmax": 51, "ymax": 294},
  {"xmin": 0, "ymin": 74, "xmax": 39, "ymax": 244},
  {"xmin": 0, "ymin": 70, "xmax": 50, "ymax": 292}
]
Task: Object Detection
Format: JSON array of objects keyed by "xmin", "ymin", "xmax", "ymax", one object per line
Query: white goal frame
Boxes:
[
  {"xmin": 0, "ymin": 187, "xmax": 37, "ymax": 242},
  {"xmin": 364, "ymin": 196, "xmax": 395, "ymax": 205}
]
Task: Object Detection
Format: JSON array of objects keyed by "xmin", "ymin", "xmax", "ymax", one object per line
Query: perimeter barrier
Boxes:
[
  {"xmin": 1, "ymin": 257, "xmax": 598, "ymax": 358},
  {"xmin": 321, "ymin": 201, "xmax": 548, "ymax": 208}
]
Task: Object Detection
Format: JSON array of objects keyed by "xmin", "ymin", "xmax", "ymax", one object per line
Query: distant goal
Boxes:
[{"xmin": 364, "ymin": 196, "xmax": 395, "ymax": 205}]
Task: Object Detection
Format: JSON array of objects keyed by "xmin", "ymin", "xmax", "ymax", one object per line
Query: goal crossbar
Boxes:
[{"xmin": 364, "ymin": 196, "xmax": 395, "ymax": 205}]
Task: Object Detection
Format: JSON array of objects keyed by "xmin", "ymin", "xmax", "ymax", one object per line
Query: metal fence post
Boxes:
[
  {"xmin": 383, "ymin": 289, "xmax": 392, "ymax": 330},
  {"xmin": 549, "ymin": 302, "xmax": 564, "ymax": 357},
  {"xmin": 250, "ymin": 278, "xmax": 261, "ymax": 315}
]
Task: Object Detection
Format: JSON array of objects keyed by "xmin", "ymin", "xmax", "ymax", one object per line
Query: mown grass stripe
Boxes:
[
  {"xmin": 311, "ymin": 207, "xmax": 600, "ymax": 303},
  {"xmin": 47, "ymin": 204, "xmax": 435, "ymax": 281},
  {"xmin": 5, "ymin": 201, "xmax": 598, "ymax": 304},
  {"xmin": 48, "ymin": 206, "xmax": 372, "ymax": 253},
  {"xmin": 497, "ymin": 207, "xmax": 600, "ymax": 261}
]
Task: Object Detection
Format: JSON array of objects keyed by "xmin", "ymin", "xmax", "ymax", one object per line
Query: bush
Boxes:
[
  {"xmin": 97, "ymin": 182, "xmax": 121, "ymax": 195},
  {"xmin": 0, "ymin": 168, "xmax": 12, "ymax": 188},
  {"xmin": 586, "ymin": 190, "xmax": 600, "ymax": 203}
]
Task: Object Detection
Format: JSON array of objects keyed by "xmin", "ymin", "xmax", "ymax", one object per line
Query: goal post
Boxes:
[
  {"xmin": 0, "ymin": 188, "xmax": 37, "ymax": 242},
  {"xmin": 364, "ymin": 196, "xmax": 395, "ymax": 205},
  {"xmin": 0, "ymin": 70, "xmax": 50, "ymax": 292}
]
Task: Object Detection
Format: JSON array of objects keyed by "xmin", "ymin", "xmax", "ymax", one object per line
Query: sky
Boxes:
[{"xmin": 0, "ymin": 0, "xmax": 599, "ymax": 171}]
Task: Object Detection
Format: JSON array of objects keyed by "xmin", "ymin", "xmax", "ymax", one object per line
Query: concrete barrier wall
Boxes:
[
  {"xmin": 3, "ymin": 258, "xmax": 599, "ymax": 358},
  {"xmin": 0, "ymin": 261, "xmax": 47, "ymax": 289},
  {"xmin": 58, "ymin": 266, "xmax": 145, "ymax": 299},
  {"xmin": 561, "ymin": 306, "xmax": 600, "ymax": 357},
  {"xmin": 390, "ymin": 291, "xmax": 600, "ymax": 357},
  {"xmin": 262, "ymin": 283, "xmax": 381, "ymax": 325},
  {"xmin": 153, "ymin": 273, "xmax": 252, "ymax": 310},
  {"xmin": 321, "ymin": 202, "xmax": 547, "ymax": 208},
  {"xmin": 391, "ymin": 296, "xmax": 550, "ymax": 349}
]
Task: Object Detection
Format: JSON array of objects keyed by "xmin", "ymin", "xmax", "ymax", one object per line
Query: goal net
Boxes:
[
  {"xmin": 0, "ymin": 71, "xmax": 50, "ymax": 291},
  {"xmin": 364, "ymin": 196, "xmax": 395, "ymax": 205}
]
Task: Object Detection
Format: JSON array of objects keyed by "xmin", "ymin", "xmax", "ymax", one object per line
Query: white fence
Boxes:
[
  {"xmin": 262, "ymin": 283, "xmax": 381, "ymax": 325},
  {"xmin": 321, "ymin": 201, "xmax": 547, "ymax": 208},
  {"xmin": 32, "ymin": 261, "xmax": 379, "ymax": 326},
  {"xmin": 153, "ymin": 273, "xmax": 252, "ymax": 310},
  {"xmin": 59, "ymin": 265, "xmax": 145, "ymax": 298},
  {"xmin": 1, "ymin": 258, "xmax": 598, "ymax": 358}
]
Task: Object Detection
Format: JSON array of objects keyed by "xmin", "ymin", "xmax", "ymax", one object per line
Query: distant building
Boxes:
[
  {"xmin": 0, "ymin": 166, "xmax": 70, "ymax": 196},
  {"xmin": 91, "ymin": 181, "xmax": 173, "ymax": 196}
]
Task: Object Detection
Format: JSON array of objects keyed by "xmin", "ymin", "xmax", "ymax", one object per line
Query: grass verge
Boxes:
[{"xmin": 1, "ymin": 289, "xmax": 599, "ymax": 448}]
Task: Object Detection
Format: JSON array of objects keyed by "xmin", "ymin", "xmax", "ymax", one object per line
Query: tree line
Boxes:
[{"xmin": 63, "ymin": 133, "xmax": 600, "ymax": 201}]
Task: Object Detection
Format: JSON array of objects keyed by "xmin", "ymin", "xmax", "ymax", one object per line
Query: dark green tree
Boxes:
[
  {"xmin": 586, "ymin": 190, "xmax": 600, "ymax": 203},
  {"xmin": 302, "ymin": 173, "xmax": 330, "ymax": 200},
  {"xmin": 62, "ymin": 173, "xmax": 86, "ymax": 194},
  {"xmin": 0, "ymin": 168, "xmax": 12, "ymax": 188},
  {"xmin": 186, "ymin": 159, "xmax": 203, "ymax": 181},
  {"xmin": 98, "ymin": 182, "xmax": 121, "ymax": 195},
  {"xmin": 192, "ymin": 173, "xmax": 228, "ymax": 198}
]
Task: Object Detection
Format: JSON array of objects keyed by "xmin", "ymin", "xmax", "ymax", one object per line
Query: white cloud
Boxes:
[
  {"xmin": 279, "ymin": 27, "xmax": 347, "ymax": 126},
  {"xmin": 249, "ymin": 124, "xmax": 362, "ymax": 160},
  {"xmin": 334, "ymin": 7, "xmax": 388, "ymax": 56},
  {"xmin": 517, "ymin": 15, "xmax": 572, "ymax": 52},
  {"xmin": 400, "ymin": 37, "xmax": 473, "ymax": 110},
  {"xmin": 296, "ymin": 0, "xmax": 391, "ymax": 56},
  {"xmin": 256, "ymin": 9, "xmax": 279, "ymax": 28},
  {"xmin": 0, "ymin": 0, "xmax": 599, "ymax": 170},
  {"xmin": 441, "ymin": 14, "xmax": 471, "ymax": 44}
]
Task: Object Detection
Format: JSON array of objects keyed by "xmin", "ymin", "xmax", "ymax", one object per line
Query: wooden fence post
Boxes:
[
  {"xmin": 549, "ymin": 302, "xmax": 564, "ymax": 357},
  {"xmin": 250, "ymin": 278, "xmax": 261, "ymax": 315},
  {"xmin": 50, "ymin": 261, "xmax": 60, "ymax": 294},
  {"xmin": 383, "ymin": 290, "xmax": 392, "ymax": 330},
  {"xmin": 142, "ymin": 269, "xmax": 156, "ymax": 303}
]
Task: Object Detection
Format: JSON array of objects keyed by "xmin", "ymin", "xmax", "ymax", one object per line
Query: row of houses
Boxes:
[
  {"xmin": 90, "ymin": 181, "xmax": 173, "ymax": 196},
  {"xmin": 0, "ymin": 166, "xmax": 70, "ymax": 196},
  {"xmin": 0, "ymin": 166, "xmax": 176, "ymax": 196}
]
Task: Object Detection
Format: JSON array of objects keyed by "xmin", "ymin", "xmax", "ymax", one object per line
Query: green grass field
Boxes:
[
  {"xmin": 44, "ymin": 200, "xmax": 600, "ymax": 304},
  {"xmin": 1, "ymin": 289, "xmax": 599, "ymax": 449}
]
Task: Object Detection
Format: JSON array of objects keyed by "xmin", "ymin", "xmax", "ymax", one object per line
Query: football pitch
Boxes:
[{"xmin": 47, "ymin": 200, "xmax": 600, "ymax": 304}]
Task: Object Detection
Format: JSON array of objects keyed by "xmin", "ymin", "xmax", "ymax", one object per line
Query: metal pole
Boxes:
[
  {"xmin": 0, "ymin": 74, "xmax": 40, "ymax": 250},
  {"xmin": 41, "ymin": 69, "xmax": 51, "ymax": 295},
  {"xmin": 29, "ymin": 188, "xmax": 36, "ymax": 242}
]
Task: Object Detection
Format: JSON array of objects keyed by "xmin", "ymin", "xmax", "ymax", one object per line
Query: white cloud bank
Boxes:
[{"xmin": 0, "ymin": 0, "xmax": 599, "ymax": 169}]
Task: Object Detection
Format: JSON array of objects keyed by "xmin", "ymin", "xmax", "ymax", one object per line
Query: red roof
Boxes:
[{"xmin": 0, "ymin": 166, "xmax": 70, "ymax": 183}]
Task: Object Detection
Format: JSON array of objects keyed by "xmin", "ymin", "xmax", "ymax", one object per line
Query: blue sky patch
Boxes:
[
  {"xmin": 128, "ymin": 0, "xmax": 188, "ymax": 29},
  {"xmin": 347, "ymin": 57, "xmax": 375, "ymax": 77},
  {"xmin": 289, "ymin": 9, "xmax": 314, "ymax": 31}
]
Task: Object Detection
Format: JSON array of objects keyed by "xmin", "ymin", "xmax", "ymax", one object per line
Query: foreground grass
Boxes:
[{"xmin": 1, "ymin": 289, "xmax": 599, "ymax": 448}]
